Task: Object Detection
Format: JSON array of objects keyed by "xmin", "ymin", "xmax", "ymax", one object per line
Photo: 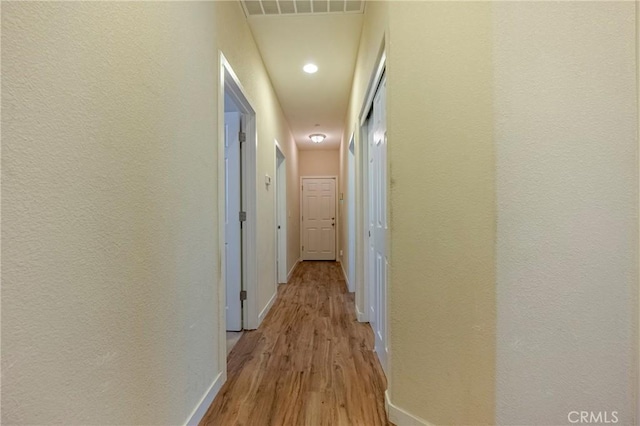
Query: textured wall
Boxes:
[
  {"xmin": 299, "ymin": 149, "xmax": 340, "ymax": 178},
  {"xmin": 2, "ymin": 1, "xmax": 298, "ymax": 423},
  {"xmin": 494, "ymin": 3, "xmax": 638, "ymax": 424},
  {"xmin": 386, "ymin": 3, "xmax": 497, "ymax": 424},
  {"xmin": 2, "ymin": 3, "xmax": 220, "ymax": 423}
]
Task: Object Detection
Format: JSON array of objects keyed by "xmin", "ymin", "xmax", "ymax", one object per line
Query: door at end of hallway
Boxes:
[{"xmin": 301, "ymin": 177, "xmax": 336, "ymax": 261}]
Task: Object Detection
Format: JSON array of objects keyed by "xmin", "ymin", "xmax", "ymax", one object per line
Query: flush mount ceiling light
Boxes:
[
  {"xmin": 309, "ymin": 134, "xmax": 326, "ymax": 143},
  {"xmin": 303, "ymin": 63, "xmax": 318, "ymax": 74}
]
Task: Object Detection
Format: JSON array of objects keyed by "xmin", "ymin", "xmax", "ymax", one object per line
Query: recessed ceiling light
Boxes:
[
  {"xmin": 309, "ymin": 134, "xmax": 326, "ymax": 143},
  {"xmin": 303, "ymin": 63, "xmax": 318, "ymax": 74}
]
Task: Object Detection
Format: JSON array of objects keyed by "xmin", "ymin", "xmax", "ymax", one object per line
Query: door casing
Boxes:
[
  {"xmin": 218, "ymin": 52, "xmax": 259, "ymax": 374},
  {"xmin": 357, "ymin": 45, "xmax": 388, "ymax": 375},
  {"xmin": 300, "ymin": 176, "xmax": 338, "ymax": 261}
]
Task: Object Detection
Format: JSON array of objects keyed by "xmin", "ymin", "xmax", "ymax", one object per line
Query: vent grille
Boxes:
[{"xmin": 241, "ymin": 0, "xmax": 364, "ymax": 16}]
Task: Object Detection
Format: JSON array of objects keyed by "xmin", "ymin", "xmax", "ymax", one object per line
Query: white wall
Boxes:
[
  {"xmin": 1, "ymin": 1, "xmax": 298, "ymax": 423},
  {"xmin": 2, "ymin": 3, "xmax": 220, "ymax": 423},
  {"xmin": 494, "ymin": 2, "xmax": 638, "ymax": 424}
]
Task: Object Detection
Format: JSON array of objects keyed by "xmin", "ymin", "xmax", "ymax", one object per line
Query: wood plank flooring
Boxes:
[{"xmin": 200, "ymin": 261, "xmax": 390, "ymax": 426}]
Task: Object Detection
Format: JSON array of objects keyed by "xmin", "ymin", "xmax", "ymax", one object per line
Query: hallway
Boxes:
[{"xmin": 200, "ymin": 261, "xmax": 389, "ymax": 425}]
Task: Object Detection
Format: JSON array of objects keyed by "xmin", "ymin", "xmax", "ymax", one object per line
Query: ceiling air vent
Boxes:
[{"xmin": 241, "ymin": 0, "xmax": 365, "ymax": 16}]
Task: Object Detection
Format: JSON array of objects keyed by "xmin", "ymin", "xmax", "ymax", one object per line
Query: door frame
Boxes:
[
  {"xmin": 357, "ymin": 46, "xmax": 386, "ymax": 325},
  {"xmin": 275, "ymin": 141, "xmax": 287, "ymax": 283},
  {"xmin": 357, "ymin": 43, "xmax": 387, "ymax": 373},
  {"xmin": 223, "ymin": 110, "xmax": 243, "ymax": 332},
  {"xmin": 217, "ymin": 52, "xmax": 259, "ymax": 371},
  {"xmin": 300, "ymin": 175, "xmax": 338, "ymax": 261}
]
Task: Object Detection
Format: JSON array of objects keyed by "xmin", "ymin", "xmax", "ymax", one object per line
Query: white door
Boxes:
[
  {"xmin": 225, "ymin": 112, "xmax": 242, "ymax": 331},
  {"xmin": 368, "ymin": 76, "xmax": 388, "ymax": 371},
  {"xmin": 367, "ymin": 115, "xmax": 377, "ymax": 337},
  {"xmin": 301, "ymin": 177, "xmax": 336, "ymax": 261}
]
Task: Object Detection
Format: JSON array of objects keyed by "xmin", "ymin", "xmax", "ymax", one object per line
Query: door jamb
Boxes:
[
  {"xmin": 218, "ymin": 52, "xmax": 259, "ymax": 375},
  {"xmin": 300, "ymin": 175, "xmax": 338, "ymax": 261}
]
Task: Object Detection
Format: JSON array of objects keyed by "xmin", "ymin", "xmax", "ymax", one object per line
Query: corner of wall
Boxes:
[
  {"xmin": 185, "ymin": 371, "xmax": 225, "ymax": 426},
  {"xmin": 385, "ymin": 391, "xmax": 434, "ymax": 426}
]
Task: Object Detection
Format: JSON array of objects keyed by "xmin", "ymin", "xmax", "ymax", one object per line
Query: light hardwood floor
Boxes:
[{"xmin": 200, "ymin": 261, "xmax": 390, "ymax": 426}]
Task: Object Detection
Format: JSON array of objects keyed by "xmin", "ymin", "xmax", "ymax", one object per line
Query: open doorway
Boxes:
[
  {"xmin": 218, "ymin": 54, "xmax": 259, "ymax": 365},
  {"xmin": 275, "ymin": 142, "xmax": 287, "ymax": 284}
]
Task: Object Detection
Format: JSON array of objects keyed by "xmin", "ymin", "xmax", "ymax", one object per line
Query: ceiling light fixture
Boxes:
[
  {"xmin": 303, "ymin": 63, "xmax": 318, "ymax": 74},
  {"xmin": 309, "ymin": 134, "xmax": 326, "ymax": 143}
]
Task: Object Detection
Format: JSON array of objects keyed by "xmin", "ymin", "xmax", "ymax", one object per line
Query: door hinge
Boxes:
[
  {"xmin": 240, "ymin": 290, "xmax": 247, "ymax": 301},
  {"xmin": 302, "ymin": 246, "xmax": 304, "ymax": 251},
  {"xmin": 302, "ymin": 185, "xmax": 304, "ymax": 191},
  {"xmin": 239, "ymin": 211, "xmax": 247, "ymax": 222},
  {"xmin": 239, "ymin": 132, "xmax": 246, "ymax": 143}
]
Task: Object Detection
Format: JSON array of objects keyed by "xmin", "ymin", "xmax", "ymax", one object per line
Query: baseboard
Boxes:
[
  {"xmin": 258, "ymin": 291, "xmax": 278, "ymax": 324},
  {"xmin": 185, "ymin": 371, "xmax": 225, "ymax": 426},
  {"xmin": 339, "ymin": 260, "xmax": 351, "ymax": 291},
  {"xmin": 385, "ymin": 390, "xmax": 433, "ymax": 426},
  {"xmin": 356, "ymin": 304, "xmax": 366, "ymax": 323},
  {"xmin": 287, "ymin": 258, "xmax": 300, "ymax": 282}
]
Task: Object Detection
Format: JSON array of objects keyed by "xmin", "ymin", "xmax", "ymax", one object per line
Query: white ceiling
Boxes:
[{"xmin": 246, "ymin": 12, "xmax": 364, "ymax": 150}]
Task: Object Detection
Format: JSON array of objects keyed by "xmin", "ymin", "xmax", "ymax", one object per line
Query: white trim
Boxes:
[
  {"xmin": 359, "ymin": 44, "xmax": 387, "ymax": 127},
  {"xmin": 243, "ymin": 112, "xmax": 258, "ymax": 330},
  {"xmin": 385, "ymin": 390, "xmax": 433, "ymax": 426},
  {"xmin": 219, "ymin": 52, "xmax": 259, "ymax": 332},
  {"xmin": 258, "ymin": 291, "xmax": 278, "ymax": 323},
  {"xmin": 340, "ymin": 260, "xmax": 350, "ymax": 290},
  {"xmin": 356, "ymin": 40, "xmax": 386, "ymax": 326},
  {"xmin": 287, "ymin": 258, "xmax": 300, "ymax": 282},
  {"xmin": 300, "ymin": 175, "xmax": 339, "ymax": 261},
  {"xmin": 185, "ymin": 371, "xmax": 225, "ymax": 426},
  {"xmin": 218, "ymin": 53, "xmax": 229, "ymax": 371},
  {"xmin": 356, "ymin": 304, "xmax": 366, "ymax": 323},
  {"xmin": 357, "ymin": 42, "xmax": 386, "ymax": 326}
]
